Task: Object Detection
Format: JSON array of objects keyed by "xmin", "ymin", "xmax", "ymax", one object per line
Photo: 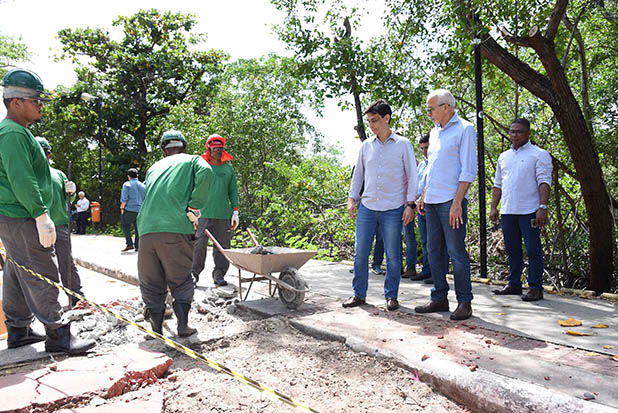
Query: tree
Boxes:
[
  {"xmin": 0, "ymin": 32, "xmax": 30, "ymax": 77},
  {"xmin": 56, "ymin": 9, "xmax": 227, "ymax": 154},
  {"xmin": 385, "ymin": 0, "xmax": 615, "ymax": 292}
]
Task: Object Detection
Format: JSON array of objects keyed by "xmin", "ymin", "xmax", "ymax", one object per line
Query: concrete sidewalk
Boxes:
[{"xmin": 3, "ymin": 234, "xmax": 616, "ymax": 412}]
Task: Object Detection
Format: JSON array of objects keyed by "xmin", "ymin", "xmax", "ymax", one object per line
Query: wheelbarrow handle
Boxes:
[
  {"xmin": 204, "ymin": 229, "xmax": 227, "ymax": 255},
  {"xmin": 246, "ymin": 228, "xmax": 259, "ymax": 247}
]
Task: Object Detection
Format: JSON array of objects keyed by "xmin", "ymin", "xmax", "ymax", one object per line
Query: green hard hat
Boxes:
[
  {"xmin": 35, "ymin": 136, "xmax": 52, "ymax": 151},
  {"xmin": 1, "ymin": 68, "xmax": 47, "ymax": 94},
  {"xmin": 160, "ymin": 130, "xmax": 187, "ymax": 149}
]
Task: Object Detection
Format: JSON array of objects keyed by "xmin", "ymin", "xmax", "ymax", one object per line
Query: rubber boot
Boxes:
[
  {"xmin": 7, "ymin": 325, "xmax": 46, "ymax": 349},
  {"xmin": 144, "ymin": 309, "xmax": 164, "ymax": 340},
  {"xmin": 44, "ymin": 323, "xmax": 96, "ymax": 355},
  {"xmin": 172, "ymin": 301, "xmax": 197, "ymax": 337}
]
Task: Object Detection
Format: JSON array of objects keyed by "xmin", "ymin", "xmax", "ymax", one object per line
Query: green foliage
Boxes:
[{"xmin": 0, "ymin": 32, "xmax": 30, "ymax": 76}]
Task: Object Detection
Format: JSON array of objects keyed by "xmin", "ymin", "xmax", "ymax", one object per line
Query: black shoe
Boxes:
[
  {"xmin": 44, "ymin": 323, "xmax": 96, "ymax": 354},
  {"xmin": 522, "ymin": 289, "xmax": 544, "ymax": 301},
  {"xmin": 7, "ymin": 325, "xmax": 46, "ymax": 349},
  {"xmin": 172, "ymin": 301, "xmax": 197, "ymax": 337},
  {"xmin": 121, "ymin": 245, "xmax": 134, "ymax": 252},
  {"xmin": 450, "ymin": 302, "xmax": 472, "ymax": 320},
  {"xmin": 415, "ymin": 298, "xmax": 449, "ymax": 313},
  {"xmin": 342, "ymin": 296, "xmax": 366, "ymax": 308},
  {"xmin": 386, "ymin": 298, "xmax": 399, "ymax": 311},
  {"xmin": 424, "ymin": 277, "xmax": 434, "ymax": 284},
  {"xmin": 401, "ymin": 268, "xmax": 417, "ymax": 279},
  {"xmin": 192, "ymin": 271, "xmax": 200, "ymax": 284},
  {"xmin": 492, "ymin": 285, "xmax": 522, "ymax": 295},
  {"xmin": 349, "ymin": 268, "xmax": 354, "ymax": 273},
  {"xmin": 410, "ymin": 272, "xmax": 431, "ymax": 281}
]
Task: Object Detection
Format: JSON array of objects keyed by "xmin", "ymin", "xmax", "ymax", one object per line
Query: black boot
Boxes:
[
  {"xmin": 144, "ymin": 309, "xmax": 164, "ymax": 335},
  {"xmin": 7, "ymin": 325, "xmax": 46, "ymax": 349},
  {"xmin": 44, "ymin": 323, "xmax": 96, "ymax": 355},
  {"xmin": 172, "ymin": 301, "xmax": 197, "ymax": 337}
]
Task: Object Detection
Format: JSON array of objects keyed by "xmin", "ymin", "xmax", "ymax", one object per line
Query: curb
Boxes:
[{"xmin": 74, "ymin": 257, "xmax": 139, "ymax": 286}]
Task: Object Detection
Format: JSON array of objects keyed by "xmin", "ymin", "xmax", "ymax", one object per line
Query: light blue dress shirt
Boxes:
[
  {"xmin": 494, "ymin": 141, "xmax": 552, "ymax": 215},
  {"xmin": 349, "ymin": 132, "xmax": 418, "ymax": 211},
  {"xmin": 416, "ymin": 157, "xmax": 428, "ymax": 200},
  {"xmin": 121, "ymin": 178, "xmax": 146, "ymax": 213},
  {"xmin": 424, "ymin": 112, "xmax": 477, "ymax": 204}
]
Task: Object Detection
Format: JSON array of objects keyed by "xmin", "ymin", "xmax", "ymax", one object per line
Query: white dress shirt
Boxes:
[
  {"xmin": 76, "ymin": 197, "xmax": 90, "ymax": 213},
  {"xmin": 349, "ymin": 132, "xmax": 418, "ymax": 211},
  {"xmin": 494, "ymin": 141, "xmax": 552, "ymax": 215},
  {"xmin": 424, "ymin": 112, "xmax": 477, "ymax": 204}
]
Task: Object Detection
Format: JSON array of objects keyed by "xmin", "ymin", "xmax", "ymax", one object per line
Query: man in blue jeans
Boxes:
[
  {"xmin": 344, "ymin": 99, "xmax": 417, "ymax": 311},
  {"xmin": 490, "ymin": 118, "xmax": 551, "ymax": 301},
  {"xmin": 416, "ymin": 89, "xmax": 477, "ymax": 320},
  {"xmin": 409, "ymin": 134, "xmax": 432, "ymax": 281}
]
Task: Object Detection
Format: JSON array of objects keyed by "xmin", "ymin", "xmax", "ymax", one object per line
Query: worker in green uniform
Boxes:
[
  {"xmin": 191, "ymin": 134, "xmax": 240, "ymax": 287},
  {"xmin": 36, "ymin": 136, "xmax": 85, "ymax": 307},
  {"xmin": 137, "ymin": 130, "xmax": 213, "ymax": 337},
  {"xmin": 0, "ymin": 68, "xmax": 95, "ymax": 354}
]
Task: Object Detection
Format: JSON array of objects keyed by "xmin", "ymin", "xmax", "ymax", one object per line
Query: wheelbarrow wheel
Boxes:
[{"xmin": 278, "ymin": 268, "xmax": 307, "ymax": 309}]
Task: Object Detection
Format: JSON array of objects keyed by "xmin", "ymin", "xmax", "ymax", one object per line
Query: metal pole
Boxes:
[
  {"xmin": 66, "ymin": 161, "xmax": 73, "ymax": 295},
  {"xmin": 474, "ymin": 40, "xmax": 487, "ymax": 279},
  {"xmin": 97, "ymin": 96, "xmax": 102, "ymax": 224}
]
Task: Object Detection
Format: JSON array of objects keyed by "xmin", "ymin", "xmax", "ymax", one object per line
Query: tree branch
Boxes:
[
  {"xmin": 498, "ymin": 24, "xmax": 531, "ymax": 48},
  {"xmin": 545, "ymin": 0, "xmax": 569, "ymax": 40}
]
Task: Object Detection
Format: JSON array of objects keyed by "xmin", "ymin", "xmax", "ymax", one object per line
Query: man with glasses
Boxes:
[
  {"xmin": 191, "ymin": 134, "xmax": 240, "ymax": 287},
  {"xmin": 490, "ymin": 118, "xmax": 551, "ymax": 301},
  {"xmin": 415, "ymin": 89, "xmax": 477, "ymax": 321},
  {"xmin": 0, "ymin": 68, "xmax": 95, "ymax": 354},
  {"xmin": 344, "ymin": 99, "xmax": 417, "ymax": 311}
]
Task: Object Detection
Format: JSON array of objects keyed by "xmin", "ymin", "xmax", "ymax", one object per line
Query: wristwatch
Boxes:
[
  {"xmin": 539, "ymin": 204, "xmax": 548, "ymax": 210},
  {"xmin": 406, "ymin": 202, "xmax": 416, "ymax": 209}
]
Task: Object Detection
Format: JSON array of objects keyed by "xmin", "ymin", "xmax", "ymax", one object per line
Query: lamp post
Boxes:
[{"xmin": 80, "ymin": 92, "xmax": 103, "ymax": 216}]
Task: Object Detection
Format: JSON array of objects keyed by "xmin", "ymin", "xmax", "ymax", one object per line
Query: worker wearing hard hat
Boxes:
[
  {"xmin": 191, "ymin": 134, "xmax": 240, "ymax": 287},
  {"xmin": 36, "ymin": 136, "xmax": 85, "ymax": 308},
  {"xmin": 0, "ymin": 68, "xmax": 95, "ymax": 354},
  {"xmin": 137, "ymin": 130, "xmax": 213, "ymax": 337}
]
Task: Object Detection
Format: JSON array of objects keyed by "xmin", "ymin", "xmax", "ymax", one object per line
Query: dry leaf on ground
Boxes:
[
  {"xmin": 603, "ymin": 345, "xmax": 615, "ymax": 349},
  {"xmin": 565, "ymin": 330, "xmax": 591, "ymax": 336},
  {"xmin": 558, "ymin": 318, "xmax": 582, "ymax": 327},
  {"xmin": 591, "ymin": 324, "xmax": 609, "ymax": 329},
  {"xmin": 586, "ymin": 352, "xmax": 600, "ymax": 356}
]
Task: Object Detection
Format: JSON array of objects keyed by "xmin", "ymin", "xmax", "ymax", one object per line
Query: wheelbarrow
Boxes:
[{"xmin": 204, "ymin": 228, "xmax": 316, "ymax": 309}]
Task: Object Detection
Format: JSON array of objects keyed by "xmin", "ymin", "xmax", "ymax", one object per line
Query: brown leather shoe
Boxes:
[
  {"xmin": 401, "ymin": 268, "xmax": 417, "ymax": 279},
  {"xmin": 450, "ymin": 302, "xmax": 472, "ymax": 320},
  {"xmin": 386, "ymin": 298, "xmax": 399, "ymax": 311},
  {"xmin": 121, "ymin": 245, "xmax": 135, "ymax": 252},
  {"xmin": 521, "ymin": 289, "xmax": 544, "ymax": 301},
  {"xmin": 342, "ymin": 296, "xmax": 366, "ymax": 308},
  {"xmin": 414, "ymin": 298, "xmax": 449, "ymax": 313},
  {"xmin": 492, "ymin": 285, "xmax": 522, "ymax": 295}
]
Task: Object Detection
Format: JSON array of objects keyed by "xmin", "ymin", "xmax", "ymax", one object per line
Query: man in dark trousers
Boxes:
[
  {"xmin": 120, "ymin": 168, "xmax": 145, "ymax": 252},
  {"xmin": 0, "ymin": 68, "xmax": 94, "ymax": 354}
]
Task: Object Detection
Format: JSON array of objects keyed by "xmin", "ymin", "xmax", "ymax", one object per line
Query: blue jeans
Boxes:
[
  {"xmin": 500, "ymin": 213, "xmax": 544, "ymax": 290},
  {"xmin": 371, "ymin": 223, "xmax": 384, "ymax": 269},
  {"xmin": 403, "ymin": 218, "xmax": 417, "ymax": 270},
  {"xmin": 417, "ymin": 214, "xmax": 431, "ymax": 275},
  {"xmin": 353, "ymin": 202, "xmax": 404, "ymax": 299},
  {"xmin": 426, "ymin": 199, "xmax": 472, "ymax": 303}
]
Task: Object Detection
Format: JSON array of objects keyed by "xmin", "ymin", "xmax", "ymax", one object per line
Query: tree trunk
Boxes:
[{"xmin": 350, "ymin": 72, "xmax": 367, "ymax": 142}]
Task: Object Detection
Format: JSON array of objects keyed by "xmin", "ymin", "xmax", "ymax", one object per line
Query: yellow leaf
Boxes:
[
  {"xmin": 591, "ymin": 324, "xmax": 609, "ymax": 329},
  {"xmin": 603, "ymin": 345, "xmax": 615, "ymax": 349},
  {"xmin": 497, "ymin": 312, "xmax": 505, "ymax": 315},
  {"xmin": 559, "ymin": 318, "xmax": 582, "ymax": 327},
  {"xmin": 565, "ymin": 330, "xmax": 591, "ymax": 336},
  {"xmin": 586, "ymin": 352, "xmax": 600, "ymax": 356},
  {"xmin": 612, "ymin": 355, "xmax": 618, "ymax": 362}
]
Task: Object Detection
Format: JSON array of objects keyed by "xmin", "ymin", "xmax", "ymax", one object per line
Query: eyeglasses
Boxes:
[
  {"xmin": 508, "ymin": 129, "xmax": 528, "ymax": 135},
  {"xmin": 426, "ymin": 103, "xmax": 446, "ymax": 114},
  {"xmin": 209, "ymin": 147, "xmax": 224, "ymax": 151},
  {"xmin": 23, "ymin": 98, "xmax": 44, "ymax": 106}
]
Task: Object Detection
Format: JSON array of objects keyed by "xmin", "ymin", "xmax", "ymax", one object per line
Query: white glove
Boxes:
[
  {"xmin": 64, "ymin": 180, "xmax": 76, "ymax": 195},
  {"xmin": 231, "ymin": 210, "xmax": 239, "ymax": 230},
  {"xmin": 186, "ymin": 207, "xmax": 201, "ymax": 228},
  {"xmin": 35, "ymin": 213, "xmax": 56, "ymax": 248}
]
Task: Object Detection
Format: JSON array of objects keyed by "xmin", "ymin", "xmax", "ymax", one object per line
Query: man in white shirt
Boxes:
[
  {"xmin": 415, "ymin": 89, "xmax": 477, "ymax": 321},
  {"xmin": 345, "ymin": 99, "xmax": 418, "ymax": 311},
  {"xmin": 75, "ymin": 191, "xmax": 89, "ymax": 234},
  {"xmin": 490, "ymin": 118, "xmax": 552, "ymax": 301}
]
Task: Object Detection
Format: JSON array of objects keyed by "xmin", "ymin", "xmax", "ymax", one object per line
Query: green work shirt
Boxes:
[
  {"xmin": 0, "ymin": 119, "xmax": 52, "ymax": 218},
  {"xmin": 138, "ymin": 153, "xmax": 213, "ymax": 236},
  {"xmin": 200, "ymin": 162, "xmax": 239, "ymax": 219},
  {"xmin": 48, "ymin": 167, "xmax": 75, "ymax": 226}
]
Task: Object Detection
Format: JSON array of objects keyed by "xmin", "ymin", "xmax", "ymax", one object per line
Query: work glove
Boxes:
[
  {"xmin": 231, "ymin": 210, "xmax": 239, "ymax": 230},
  {"xmin": 186, "ymin": 207, "xmax": 201, "ymax": 229},
  {"xmin": 35, "ymin": 213, "xmax": 56, "ymax": 248},
  {"xmin": 64, "ymin": 180, "xmax": 76, "ymax": 195}
]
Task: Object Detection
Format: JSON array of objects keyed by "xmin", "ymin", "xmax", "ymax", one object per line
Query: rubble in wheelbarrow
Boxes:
[{"xmin": 249, "ymin": 245, "xmax": 275, "ymax": 255}]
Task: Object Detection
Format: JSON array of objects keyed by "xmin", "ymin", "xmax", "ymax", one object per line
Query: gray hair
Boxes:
[
  {"xmin": 427, "ymin": 89, "xmax": 455, "ymax": 109},
  {"xmin": 78, "ymin": 191, "xmax": 85, "ymax": 196}
]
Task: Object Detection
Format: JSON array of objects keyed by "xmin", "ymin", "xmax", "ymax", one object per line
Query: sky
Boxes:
[{"xmin": 0, "ymin": 0, "xmax": 377, "ymax": 165}]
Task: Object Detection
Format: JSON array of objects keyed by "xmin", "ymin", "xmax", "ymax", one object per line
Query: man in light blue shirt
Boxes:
[
  {"xmin": 345, "ymin": 99, "xmax": 418, "ymax": 311},
  {"xmin": 416, "ymin": 89, "xmax": 477, "ymax": 321},
  {"xmin": 120, "ymin": 168, "xmax": 146, "ymax": 252},
  {"xmin": 490, "ymin": 118, "xmax": 552, "ymax": 302}
]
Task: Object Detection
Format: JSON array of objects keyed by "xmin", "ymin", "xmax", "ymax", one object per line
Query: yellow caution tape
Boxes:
[{"xmin": 7, "ymin": 256, "xmax": 319, "ymax": 413}]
